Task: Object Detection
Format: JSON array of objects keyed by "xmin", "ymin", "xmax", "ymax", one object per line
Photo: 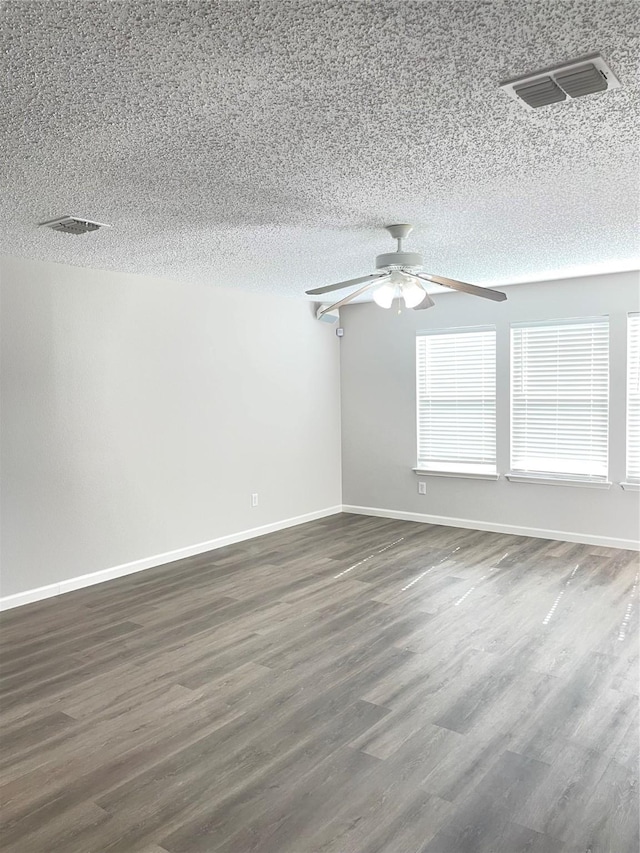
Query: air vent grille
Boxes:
[
  {"xmin": 555, "ymin": 64, "xmax": 607, "ymax": 98},
  {"xmin": 514, "ymin": 77, "xmax": 566, "ymax": 108},
  {"xmin": 500, "ymin": 53, "xmax": 620, "ymax": 109},
  {"xmin": 39, "ymin": 215, "xmax": 110, "ymax": 234}
]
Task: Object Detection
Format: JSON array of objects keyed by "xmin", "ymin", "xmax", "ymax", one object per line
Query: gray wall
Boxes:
[
  {"xmin": 1, "ymin": 255, "xmax": 342, "ymax": 597},
  {"xmin": 340, "ymin": 271, "xmax": 640, "ymax": 547},
  {"xmin": 2, "ymin": 259, "xmax": 637, "ymax": 601}
]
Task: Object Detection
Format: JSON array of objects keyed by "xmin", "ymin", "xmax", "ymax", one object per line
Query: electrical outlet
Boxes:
[
  {"xmin": 251, "ymin": 493, "xmax": 259, "ymax": 507},
  {"xmin": 418, "ymin": 481, "xmax": 427, "ymax": 495}
]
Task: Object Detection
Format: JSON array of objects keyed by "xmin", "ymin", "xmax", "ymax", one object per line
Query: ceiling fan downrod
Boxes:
[{"xmin": 376, "ymin": 225, "xmax": 424, "ymax": 272}]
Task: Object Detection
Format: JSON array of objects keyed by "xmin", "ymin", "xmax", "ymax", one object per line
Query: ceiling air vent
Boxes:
[
  {"xmin": 39, "ymin": 215, "xmax": 111, "ymax": 235},
  {"xmin": 515, "ymin": 77, "xmax": 566, "ymax": 108},
  {"xmin": 555, "ymin": 64, "xmax": 608, "ymax": 98},
  {"xmin": 500, "ymin": 53, "xmax": 620, "ymax": 109}
]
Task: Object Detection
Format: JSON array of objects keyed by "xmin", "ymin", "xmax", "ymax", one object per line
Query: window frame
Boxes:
[
  {"xmin": 508, "ymin": 316, "xmax": 611, "ymax": 486},
  {"xmin": 415, "ymin": 325, "xmax": 498, "ymax": 479},
  {"xmin": 625, "ymin": 312, "xmax": 640, "ymax": 486}
]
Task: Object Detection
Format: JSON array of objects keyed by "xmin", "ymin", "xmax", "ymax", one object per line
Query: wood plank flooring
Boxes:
[{"xmin": 1, "ymin": 514, "xmax": 638, "ymax": 852}]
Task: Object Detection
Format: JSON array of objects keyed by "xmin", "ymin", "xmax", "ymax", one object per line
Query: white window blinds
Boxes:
[
  {"xmin": 511, "ymin": 318, "xmax": 609, "ymax": 480},
  {"xmin": 627, "ymin": 313, "xmax": 640, "ymax": 481},
  {"xmin": 416, "ymin": 327, "xmax": 496, "ymax": 474}
]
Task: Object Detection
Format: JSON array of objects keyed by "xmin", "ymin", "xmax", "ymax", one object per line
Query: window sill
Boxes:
[
  {"xmin": 505, "ymin": 473, "xmax": 612, "ymax": 489},
  {"xmin": 621, "ymin": 481, "xmax": 640, "ymax": 492},
  {"xmin": 413, "ymin": 468, "xmax": 499, "ymax": 481}
]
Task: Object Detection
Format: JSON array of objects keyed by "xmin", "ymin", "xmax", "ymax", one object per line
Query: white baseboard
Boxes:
[
  {"xmin": 3, "ymin": 502, "xmax": 636, "ymax": 611},
  {"xmin": 0, "ymin": 505, "xmax": 343, "ymax": 611},
  {"xmin": 342, "ymin": 505, "xmax": 640, "ymax": 552}
]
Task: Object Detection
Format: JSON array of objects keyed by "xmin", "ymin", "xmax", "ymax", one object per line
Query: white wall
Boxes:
[
  {"xmin": 340, "ymin": 271, "xmax": 640, "ymax": 549},
  {"xmin": 2, "ymin": 261, "xmax": 637, "ymax": 606},
  {"xmin": 0, "ymin": 255, "xmax": 342, "ymax": 599}
]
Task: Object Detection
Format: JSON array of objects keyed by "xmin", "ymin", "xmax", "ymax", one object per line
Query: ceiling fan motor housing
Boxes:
[{"xmin": 376, "ymin": 250, "xmax": 423, "ymax": 271}]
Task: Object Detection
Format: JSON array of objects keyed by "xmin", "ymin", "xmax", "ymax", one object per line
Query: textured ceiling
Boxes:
[{"xmin": 1, "ymin": 0, "xmax": 638, "ymax": 298}]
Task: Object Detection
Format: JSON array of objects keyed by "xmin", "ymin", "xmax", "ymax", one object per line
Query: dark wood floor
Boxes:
[{"xmin": 1, "ymin": 514, "xmax": 638, "ymax": 853}]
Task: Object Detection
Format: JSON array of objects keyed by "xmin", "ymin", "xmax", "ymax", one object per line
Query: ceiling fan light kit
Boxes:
[
  {"xmin": 404, "ymin": 280, "xmax": 434, "ymax": 309},
  {"xmin": 308, "ymin": 225, "xmax": 507, "ymax": 316},
  {"xmin": 372, "ymin": 270, "xmax": 431, "ymax": 309}
]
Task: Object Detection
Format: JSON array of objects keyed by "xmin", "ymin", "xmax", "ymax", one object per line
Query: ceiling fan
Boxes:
[{"xmin": 306, "ymin": 225, "xmax": 507, "ymax": 315}]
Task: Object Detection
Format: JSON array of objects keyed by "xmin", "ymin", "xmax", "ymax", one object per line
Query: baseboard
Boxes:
[
  {"xmin": 0, "ymin": 505, "xmax": 343, "ymax": 611},
  {"xmin": 342, "ymin": 505, "xmax": 640, "ymax": 552},
  {"xmin": 4, "ymin": 502, "xmax": 636, "ymax": 611}
]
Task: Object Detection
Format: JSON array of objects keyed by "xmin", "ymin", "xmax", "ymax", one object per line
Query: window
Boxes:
[
  {"xmin": 416, "ymin": 327, "xmax": 496, "ymax": 475},
  {"xmin": 511, "ymin": 317, "xmax": 609, "ymax": 481},
  {"xmin": 627, "ymin": 313, "xmax": 639, "ymax": 482}
]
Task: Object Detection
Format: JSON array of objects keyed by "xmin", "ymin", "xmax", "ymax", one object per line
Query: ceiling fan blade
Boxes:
[
  {"xmin": 306, "ymin": 273, "xmax": 388, "ymax": 296},
  {"xmin": 413, "ymin": 292, "xmax": 436, "ymax": 310},
  {"xmin": 416, "ymin": 273, "xmax": 507, "ymax": 302},
  {"xmin": 318, "ymin": 276, "xmax": 391, "ymax": 315}
]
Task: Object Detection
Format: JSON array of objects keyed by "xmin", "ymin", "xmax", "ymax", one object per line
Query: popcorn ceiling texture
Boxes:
[{"xmin": 0, "ymin": 0, "xmax": 638, "ymax": 297}]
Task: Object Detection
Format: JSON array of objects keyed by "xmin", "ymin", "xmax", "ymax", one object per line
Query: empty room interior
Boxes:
[{"xmin": 1, "ymin": 2, "xmax": 639, "ymax": 852}]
